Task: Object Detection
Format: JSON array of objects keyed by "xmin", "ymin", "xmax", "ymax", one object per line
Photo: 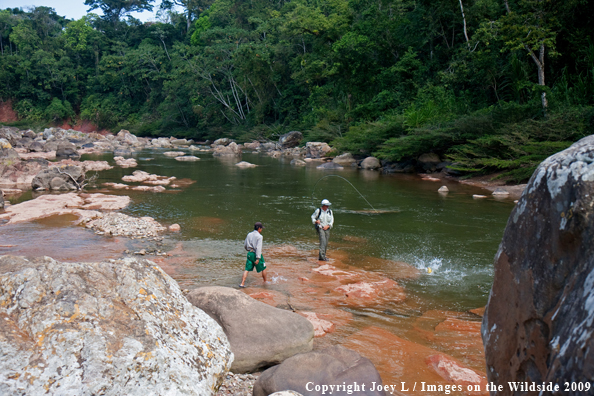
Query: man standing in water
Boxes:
[
  {"xmin": 240, "ymin": 222, "xmax": 267, "ymax": 287},
  {"xmin": 312, "ymin": 199, "xmax": 334, "ymax": 261}
]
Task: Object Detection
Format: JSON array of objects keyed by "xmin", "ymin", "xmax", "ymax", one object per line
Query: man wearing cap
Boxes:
[
  {"xmin": 240, "ymin": 222, "xmax": 267, "ymax": 287},
  {"xmin": 311, "ymin": 199, "xmax": 334, "ymax": 261}
]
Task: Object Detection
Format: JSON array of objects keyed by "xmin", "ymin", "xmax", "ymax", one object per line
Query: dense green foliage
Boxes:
[{"xmin": 1, "ymin": 0, "xmax": 593, "ymax": 181}]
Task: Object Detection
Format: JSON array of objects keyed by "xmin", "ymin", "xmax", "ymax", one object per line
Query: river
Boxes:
[{"xmin": 3, "ymin": 148, "xmax": 515, "ymax": 393}]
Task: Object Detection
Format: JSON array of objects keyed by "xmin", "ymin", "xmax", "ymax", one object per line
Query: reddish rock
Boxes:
[
  {"xmin": 169, "ymin": 223, "xmax": 181, "ymax": 232},
  {"xmin": 469, "ymin": 307, "xmax": 485, "ymax": 317},
  {"xmin": 298, "ymin": 312, "xmax": 336, "ymax": 337},
  {"xmin": 426, "ymin": 354, "xmax": 485, "ymax": 390},
  {"xmin": 114, "ymin": 156, "xmax": 137, "ymax": 168},
  {"xmin": 483, "ymin": 135, "xmax": 594, "ymax": 389},
  {"xmin": 0, "ymin": 192, "xmax": 129, "ymax": 225},
  {"xmin": 336, "ymin": 279, "xmax": 405, "ymax": 302},
  {"xmin": 341, "ymin": 326, "xmax": 488, "ymax": 395}
]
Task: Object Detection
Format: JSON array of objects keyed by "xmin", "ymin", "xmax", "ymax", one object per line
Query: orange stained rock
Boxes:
[
  {"xmin": 243, "ymin": 288, "xmax": 288, "ymax": 308},
  {"xmin": 341, "ymin": 326, "xmax": 488, "ymax": 396},
  {"xmin": 426, "ymin": 354, "xmax": 486, "ymax": 391},
  {"xmin": 298, "ymin": 311, "xmax": 336, "ymax": 337},
  {"xmin": 335, "ymin": 279, "xmax": 406, "ymax": 302},
  {"xmin": 266, "ymin": 244, "xmax": 306, "ymax": 258},
  {"xmin": 468, "ymin": 306, "xmax": 485, "ymax": 317},
  {"xmin": 408, "ymin": 311, "xmax": 485, "ymax": 372}
]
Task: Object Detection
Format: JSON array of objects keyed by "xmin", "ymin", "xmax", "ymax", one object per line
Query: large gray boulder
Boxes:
[
  {"xmin": 360, "ymin": 157, "xmax": 381, "ymax": 170},
  {"xmin": 259, "ymin": 142, "xmax": 278, "ymax": 152},
  {"xmin": 0, "ymin": 147, "xmax": 19, "ymax": 160},
  {"xmin": 333, "ymin": 153, "xmax": 357, "ymax": 166},
  {"xmin": 305, "ymin": 142, "xmax": 332, "ymax": 159},
  {"xmin": 279, "ymin": 131, "xmax": 303, "ymax": 148},
  {"xmin": 55, "ymin": 141, "xmax": 80, "ymax": 160},
  {"xmin": 0, "ymin": 256, "xmax": 233, "ymax": 396},
  {"xmin": 482, "ymin": 135, "xmax": 594, "ymax": 391},
  {"xmin": 212, "ymin": 138, "xmax": 233, "ymax": 146},
  {"xmin": 116, "ymin": 129, "xmax": 138, "ymax": 145},
  {"xmin": 31, "ymin": 165, "xmax": 85, "ymax": 191},
  {"xmin": 15, "ymin": 137, "xmax": 33, "ymax": 149},
  {"xmin": 0, "ymin": 127, "xmax": 20, "ymax": 146},
  {"xmin": 253, "ymin": 346, "xmax": 385, "ymax": 396},
  {"xmin": 186, "ymin": 286, "xmax": 314, "ymax": 373},
  {"xmin": 213, "ymin": 142, "xmax": 242, "ymax": 157},
  {"xmin": 28, "ymin": 141, "xmax": 45, "ymax": 153}
]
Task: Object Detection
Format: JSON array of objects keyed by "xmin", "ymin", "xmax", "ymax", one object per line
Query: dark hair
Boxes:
[{"xmin": 254, "ymin": 221, "xmax": 264, "ymax": 230}]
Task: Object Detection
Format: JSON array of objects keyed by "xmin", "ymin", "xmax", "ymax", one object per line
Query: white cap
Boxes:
[{"xmin": 321, "ymin": 199, "xmax": 331, "ymax": 206}]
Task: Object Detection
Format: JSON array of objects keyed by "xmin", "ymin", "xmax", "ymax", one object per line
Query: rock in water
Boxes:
[
  {"xmin": 253, "ymin": 346, "xmax": 385, "ymax": 396},
  {"xmin": 186, "ymin": 286, "xmax": 314, "ymax": 373},
  {"xmin": 278, "ymin": 131, "xmax": 303, "ymax": 148},
  {"xmin": 482, "ymin": 135, "xmax": 594, "ymax": 389},
  {"xmin": 31, "ymin": 165, "xmax": 85, "ymax": 191},
  {"xmin": 360, "ymin": 156, "xmax": 381, "ymax": 170},
  {"xmin": 0, "ymin": 256, "xmax": 233, "ymax": 395}
]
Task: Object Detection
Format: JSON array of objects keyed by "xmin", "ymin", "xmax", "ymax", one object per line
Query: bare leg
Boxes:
[
  {"xmin": 240, "ymin": 271, "xmax": 249, "ymax": 286},
  {"xmin": 261, "ymin": 269, "xmax": 268, "ymax": 283}
]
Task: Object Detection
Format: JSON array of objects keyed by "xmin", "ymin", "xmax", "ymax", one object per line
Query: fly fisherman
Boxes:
[
  {"xmin": 311, "ymin": 199, "xmax": 334, "ymax": 261},
  {"xmin": 240, "ymin": 222, "xmax": 267, "ymax": 287}
]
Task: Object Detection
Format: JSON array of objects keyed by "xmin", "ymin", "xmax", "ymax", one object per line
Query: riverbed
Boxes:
[{"xmin": 1, "ymin": 148, "xmax": 516, "ymax": 394}]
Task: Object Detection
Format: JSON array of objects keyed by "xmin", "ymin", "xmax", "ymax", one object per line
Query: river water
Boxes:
[{"xmin": 3, "ymin": 148, "xmax": 516, "ymax": 392}]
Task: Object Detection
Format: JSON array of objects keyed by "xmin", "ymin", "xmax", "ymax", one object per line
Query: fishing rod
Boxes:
[
  {"xmin": 311, "ymin": 174, "xmax": 382, "ymax": 215},
  {"xmin": 311, "ymin": 174, "xmax": 429, "ymax": 272},
  {"xmin": 311, "ymin": 174, "xmax": 403, "ymax": 235}
]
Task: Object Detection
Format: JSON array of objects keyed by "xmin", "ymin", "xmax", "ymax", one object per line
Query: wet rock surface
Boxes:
[
  {"xmin": 0, "ymin": 255, "xmax": 233, "ymax": 396},
  {"xmin": 253, "ymin": 346, "xmax": 385, "ymax": 396},
  {"xmin": 482, "ymin": 135, "xmax": 594, "ymax": 390},
  {"xmin": 0, "ymin": 192, "xmax": 129, "ymax": 225},
  {"xmin": 187, "ymin": 286, "xmax": 314, "ymax": 373}
]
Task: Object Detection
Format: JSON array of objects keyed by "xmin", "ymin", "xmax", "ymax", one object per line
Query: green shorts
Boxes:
[{"xmin": 245, "ymin": 252, "xmax": 266, "ymax": 273}]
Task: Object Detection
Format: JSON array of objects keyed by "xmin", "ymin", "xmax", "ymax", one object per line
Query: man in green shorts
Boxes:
[{"xmin": 240, "ymin": 222, "xmax": 267, "ymax": 287}]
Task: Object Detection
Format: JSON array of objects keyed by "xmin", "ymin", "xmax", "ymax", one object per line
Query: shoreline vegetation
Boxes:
[{"xmin": 1, "ymin": 0, "xmax": 593, "ymax": 184}]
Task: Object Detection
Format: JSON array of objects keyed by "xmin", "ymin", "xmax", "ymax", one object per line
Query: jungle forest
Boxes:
[{"xmin": 1, "ymin": 0, "xmax": 594, "ymax": 180}]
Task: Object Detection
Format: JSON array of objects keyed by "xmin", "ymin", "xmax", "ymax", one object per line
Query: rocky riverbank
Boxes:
[{"xmin": 0, "ymin": 124, "xmax": 545, "ymax": 396}]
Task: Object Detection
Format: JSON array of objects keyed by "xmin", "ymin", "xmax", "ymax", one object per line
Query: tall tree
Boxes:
[
  {"xmin": 84, "ymin": 0, "xmax": 155, "ymax": 27},
  {"xmin": 160, "ymin": 0, "xmax": 213, "ymax": 33}
]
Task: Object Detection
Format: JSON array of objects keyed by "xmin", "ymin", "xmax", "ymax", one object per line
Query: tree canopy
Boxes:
[{"xmin": 1, "ymin": 0, "xmax": 593, "ymax": 181}]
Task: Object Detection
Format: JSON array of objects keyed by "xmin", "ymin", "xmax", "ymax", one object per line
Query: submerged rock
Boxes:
[
  {"xmin": 187, "ymin": 286, "xmax": 314, "ymax": 373},
  {"xmin": 316, "ymin": 162, "xmax": 343, "ymax": 170},
  {"xmin": 235, "ymin": 161, "xmax": 257, "ymax": 168},
  {"xmin": 0, "ymin": 256, "xmax": 233, "ymax": 396},
  {"xmin": 175, "ymin": 155, "xmax": 200, "ymax": 162},
  {"xmin": 482, "ymin": 135, "xmax": 594, "ymax": 388}
]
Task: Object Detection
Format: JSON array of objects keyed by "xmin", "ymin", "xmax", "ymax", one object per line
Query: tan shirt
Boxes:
[{"xmin": 244, "ymin": 230, "xmax": 263, "ymax": 257}]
